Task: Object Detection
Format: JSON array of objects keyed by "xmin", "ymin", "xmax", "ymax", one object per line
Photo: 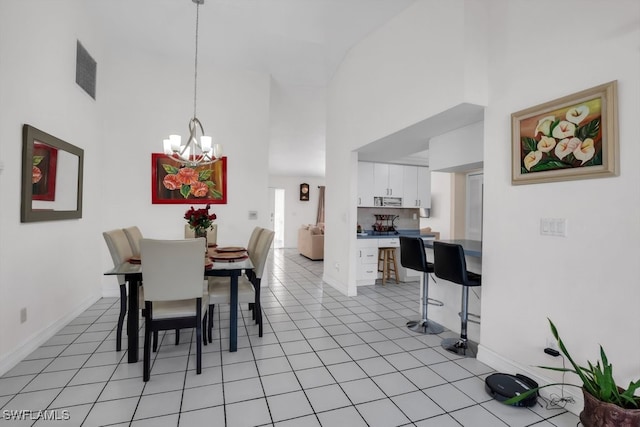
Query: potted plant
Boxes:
[{"xmin": 505, "ymin": 319, "xmax": 640, "ymax": 427}]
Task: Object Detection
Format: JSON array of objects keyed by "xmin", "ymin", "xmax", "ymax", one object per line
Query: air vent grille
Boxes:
[{"xmin": 75, "ymin": 41, "xmax": 96, "ymax": 99}]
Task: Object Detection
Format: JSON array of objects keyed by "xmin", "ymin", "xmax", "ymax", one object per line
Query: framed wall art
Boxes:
[
  {"xmin": 511, "ymin": 80, "xmax": 618, "ymax": 185},
  {"xmin": 32, "ymin": 142, "xmax": 58, "ymax": 201},
  {"xmin": 300, "ymin": 183, "xmax": 309, "ymax": 201},
  {"xmin": 151, "ymin": 153, "xmax": 227, "ymax": 204}
]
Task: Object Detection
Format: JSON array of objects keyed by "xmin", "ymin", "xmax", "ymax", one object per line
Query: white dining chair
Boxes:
[
  {"xmin": 140, "ymin": 238, "xmax": 209, "ymax": 381},
  {"xmin": 122, "ymin": 225, "xmax": 182, "ymax": 348},
  {"xmin": 123, "ymin": 226, "xmax": 144, "ymax": 256},
  {"xmin": 207, "ymin": 228, "xmax": 274, "ymax": 340},
  {"xmin": 102, "ymin": 229, "xmax": 135, "ymax": 352}
]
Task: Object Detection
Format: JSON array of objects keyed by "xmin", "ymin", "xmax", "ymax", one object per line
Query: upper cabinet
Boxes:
[
  {"xmin": 373, "ymin": 163, "xmax": 404, "ymax": 198},
  {"xmin": 357, "ymin": 161, "xmax": 374, "ymax": 206},
  {"xmin": 403, "ymin": 165, "xmax": 431, "ymax": 208},
  {"xmin": 358, "ymin": 162, "xmax": 430, "ymax": 208}
]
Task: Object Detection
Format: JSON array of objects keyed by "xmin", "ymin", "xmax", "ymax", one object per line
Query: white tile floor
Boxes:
[{"xmin": 0, "ymin": 249, "xmax": 581, "ymax": 427}]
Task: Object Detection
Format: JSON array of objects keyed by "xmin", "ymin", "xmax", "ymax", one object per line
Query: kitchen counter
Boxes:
[
  {"xmin": 357, "ymin": 229, "xmax": 437, "ymax": 240},
  {"xmin": 422, "ymin": 239, "xmax": 482, "ymax": 257}
]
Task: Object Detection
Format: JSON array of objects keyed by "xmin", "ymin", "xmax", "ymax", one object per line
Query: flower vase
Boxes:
[{"xmin": 194, "ymin": 229, "xmax": 208, "ymax": 251}]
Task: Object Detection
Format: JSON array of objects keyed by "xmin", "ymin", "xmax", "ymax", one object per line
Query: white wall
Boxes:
[
  {"xmin": 419, "ymin": 172, "xmax": 453, "ymax": 240},
  {"xmin": 429, "ymin": 121, "xmax": 484, "ymax": 172},
  {"xmin": 479, "ymin": 0, "xmax": 640, "ymax": 411},
  {"xmin": 268, "ymin": 176, "xmax": 326, "ymax": 248},
  {"xmin": 326, "ymin": 0, "xmax": 486, "ymax": 296},
  {"xmin": 0, "ymin": 0, "xmax": 105, "ymax": 372}
]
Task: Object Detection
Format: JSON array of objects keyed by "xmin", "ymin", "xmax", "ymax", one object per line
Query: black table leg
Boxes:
[
  {"xmin": 126, "ymin": 275, "xmax": 140, "ymax": 363},
  {"xmin": 229, "ymin": 271, "xmax": 239, "ymax": 352}
]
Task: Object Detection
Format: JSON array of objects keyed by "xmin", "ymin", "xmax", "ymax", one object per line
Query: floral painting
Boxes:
[
  {"xmin": 511, "ymin": 81, "xmax": 618, "ymax": 185},
  {"xmin": 151, "ymin": 153, "xmax": 227, "ymax": 204},
  {"xmin": 32, "ymin": 142, "xmax": 58, "ymax": 201}
]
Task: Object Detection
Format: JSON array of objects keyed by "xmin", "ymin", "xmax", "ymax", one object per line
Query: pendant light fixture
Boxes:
[{"xmin": 162, "ymin": 0, "xmax": 222, "ymax": 167}]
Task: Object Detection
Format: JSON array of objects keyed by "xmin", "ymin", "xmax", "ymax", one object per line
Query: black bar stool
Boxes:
[
  {"xmin": 433, "ymin": 241, "xmax": 481, "ymax": 357},
  {"xmin": 399, "ymin": 237, "xmax": 444, "ymax": 334}
]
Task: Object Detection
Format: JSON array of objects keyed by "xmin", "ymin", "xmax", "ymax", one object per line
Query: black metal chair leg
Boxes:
[
  {"xmin": 116, "ymin": 284, "xmax": 127, "ymax": 351},
  {"xmin": 175, "ymin": 329, "xmax": 180, "ymax": 345},
  {"xmin": 202, "ymin": 313, "xmax": 208, "ymax": 346},
  {"xmin": 153, "ymin": 331, "xmax": 158, "ymax": 352},
  {"xmin": 143, "ymin": 311, "xmax": 152, "ymax": 382},
  {"xmin": 208, "ymin": 304, "xmax": 215, "ymax": 343}
]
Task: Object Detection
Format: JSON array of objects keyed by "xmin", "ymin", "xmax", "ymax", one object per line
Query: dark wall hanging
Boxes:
[{"xmin": 299, "ymin": 183, "xmax": 309, "ymax": 201}]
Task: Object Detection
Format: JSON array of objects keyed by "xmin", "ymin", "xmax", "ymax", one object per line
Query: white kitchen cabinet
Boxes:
[
  {"xmin": 357, "ymin": 162, "xmax": 375, "ymax": 207},
  {"xmin": 357, "ymin": 239, "xmax": 379, "ymax": 285},
  {"xmin": 402, "ymin": 165, "xmax": 431, "ymax": 208},
  {"xmin": 402, "ymin": 166, "xmax": 418, "ymax": 207},
  {"xmin": 373, "ymin": 163, "xmax": 404, "ymax": 198},
  {"xmin": 416, "ymin": 166, "xmax": 431, "ymax": 208}
]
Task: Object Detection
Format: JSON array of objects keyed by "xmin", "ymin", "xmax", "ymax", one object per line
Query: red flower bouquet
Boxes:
[{"xmin": 184, "ymin": 204, "xmax": 217, "ymax": 236}]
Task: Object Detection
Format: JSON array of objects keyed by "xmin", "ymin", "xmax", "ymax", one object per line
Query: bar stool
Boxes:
[
  {"xmin": 399, "ymin": 237, "xmax": 444, "ymax": 334},
  {"xmin": 377, "ymin": 247, "xmax": 399, "ymax": 285},
  {"xmin": 433, "ymin": 241, "xmax": 482, "ymax": 357}
]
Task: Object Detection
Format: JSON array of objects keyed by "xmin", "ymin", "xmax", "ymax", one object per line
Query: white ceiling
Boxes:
[{"xmin": 87, "ymin": 0, "xmax": 417, "ymax": 176}]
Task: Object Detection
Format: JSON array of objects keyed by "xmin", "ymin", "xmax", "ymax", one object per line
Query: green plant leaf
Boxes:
[
  {"xmin": 199, "ymin": 169, "xmax": 212, "ymax": 181},
  {"xmin": 33, "ymin": 156, "xmax": 44, "ymax": 166},
  {"xmin": 211, "ymin": 189, "xmax": 223, "ymax": 199},
  {"xmin": 502, "ymin": 382, "xmax": 581, "ymax": 406},
  {"xmin": 180, "ymin": 184, "xmax": 191, "ymax": 199},
  {"xmin": 162, "ymin": 164, "xmax": 179, "ymax": 174},
  {"xmin": 529, "ymin": 160, "xmax": 571, "ymax": 172},
  {"xmin": 548, "ymin": 319, "xmax": 599, "ymax": 397},
  {"xmin": 522, "ymin": 137, "xmax": 537, "ymax": 152},
  {"xmin": 575, "ymin": 118, "xmax": 600, "ymax": 140}
]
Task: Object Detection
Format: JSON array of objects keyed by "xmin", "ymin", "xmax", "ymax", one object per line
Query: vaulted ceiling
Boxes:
[{"xmin": 87, "ymin": 0, "xmax": 416, "ymax": 176}]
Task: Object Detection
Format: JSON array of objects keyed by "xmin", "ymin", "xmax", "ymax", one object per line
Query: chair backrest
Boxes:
[
  {"xmin": 252, "ymin": 229, "xmax": 274, "ymax": 280},
  {"xmin": 399, "ymin": 236, "xmax": 430, "ymax": 273},
  {"xmin": 140, "ymin": 238, "xmax": 205, "ymax": 301},
  {"xmin": 247, "ymin": 226, "xmax": 263, "ymax": 255},
  {"xmin": 123, "ymin": 226, "xmax": 144, "ymax": 256},
  {"xmin": 184, "ymin": 224, "xmax": 218, "ymax": 245},
  {"xmin": 103, "ymin": 229, "xmax": 135, "ymax": 285},
  {"xmin": 433, "ymin": 241, "xmax": 469, "ymax": 286}
]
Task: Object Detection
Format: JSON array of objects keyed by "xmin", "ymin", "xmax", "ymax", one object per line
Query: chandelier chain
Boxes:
[{"xmin": 193, "ymin": 2, "xmax": 200, "ymax": 120}]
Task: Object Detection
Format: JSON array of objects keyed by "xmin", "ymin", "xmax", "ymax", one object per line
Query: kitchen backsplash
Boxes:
[{"xmin": 357, "ymin": 207, "xmax": 420, "ymax": 233}]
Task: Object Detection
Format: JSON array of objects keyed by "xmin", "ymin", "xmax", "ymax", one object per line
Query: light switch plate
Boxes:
[{"xmin": 540, "ymin": 218, "xmax": 567, "ymax": 237}]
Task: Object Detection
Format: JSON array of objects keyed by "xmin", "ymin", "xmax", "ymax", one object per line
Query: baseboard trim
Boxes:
[
  {"xmin": 477, "ymin": 344, "xmax": 583, "ymax": 416},
  {"xmin": 101, "ymin": 284, "xmax": 120, "ymax": 298},
  {"xmin": 322, "ymin": 274, "xmax": 354, "ymax": 296},
  {"xmin": 0, "ymin": 293, "xmax": 101, "ymax": 377}
]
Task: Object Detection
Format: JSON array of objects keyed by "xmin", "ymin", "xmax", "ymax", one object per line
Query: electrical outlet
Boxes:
[
  {"xmin": 20, "ymin": 307, "xmax": 27, "ymax": 324},
  {"xmin": 545, "ymin": 336, "xmax": 557, "ymax": 350},
  {"xmin": 334, "ymin": 262, "xmax": 340, "ymax": 271}
]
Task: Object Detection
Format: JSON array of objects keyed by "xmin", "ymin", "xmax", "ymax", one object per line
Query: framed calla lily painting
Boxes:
[{"xmin": 511, "ymin": 81, "xmax": 618, "ymax": 185}]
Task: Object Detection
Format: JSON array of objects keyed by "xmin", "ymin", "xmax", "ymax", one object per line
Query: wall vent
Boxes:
[{"xmin": 75, "ymin": 41, "xmax": 96, "ymax": 99}]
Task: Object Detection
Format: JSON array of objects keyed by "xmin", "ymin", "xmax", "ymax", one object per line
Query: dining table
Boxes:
[{"xmin": 104, "ymin": 251, "xmax": 253, "ymax": 363}]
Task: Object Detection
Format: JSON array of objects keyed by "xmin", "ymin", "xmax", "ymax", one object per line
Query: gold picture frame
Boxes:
[{"xmin": 511, "ymin": 81, "xmax": 618, "ymax": 185}]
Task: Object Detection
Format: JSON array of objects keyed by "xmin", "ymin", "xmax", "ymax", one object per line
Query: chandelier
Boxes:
[{"xmin": 162, "ymin": 0, "xmax": 222, "ymax": 168}]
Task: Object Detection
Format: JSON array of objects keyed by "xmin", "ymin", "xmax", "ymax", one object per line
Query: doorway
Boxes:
[
  {"xmin": 269, "ymin": 187, "xmax": 285, "ymax": 248},
  {"xmin": 465, "ymin": 172, "xmax": 483, "ymax": 241}
]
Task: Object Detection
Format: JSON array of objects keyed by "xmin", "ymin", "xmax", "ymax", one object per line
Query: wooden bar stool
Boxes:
[{"xmin": 377, "ymin": 247, "xmax": 399, "ymax": 285}]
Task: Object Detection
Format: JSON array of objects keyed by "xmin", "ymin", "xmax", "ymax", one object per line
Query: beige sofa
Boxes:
[{"xmin": 298, "ymin": 225, "xmax": 324, "ymax": 260}]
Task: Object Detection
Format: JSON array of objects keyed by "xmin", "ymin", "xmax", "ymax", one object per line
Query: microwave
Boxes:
[{"xmin": 374, "ymin": 197, "xmax": 402, "ymax": 207}]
